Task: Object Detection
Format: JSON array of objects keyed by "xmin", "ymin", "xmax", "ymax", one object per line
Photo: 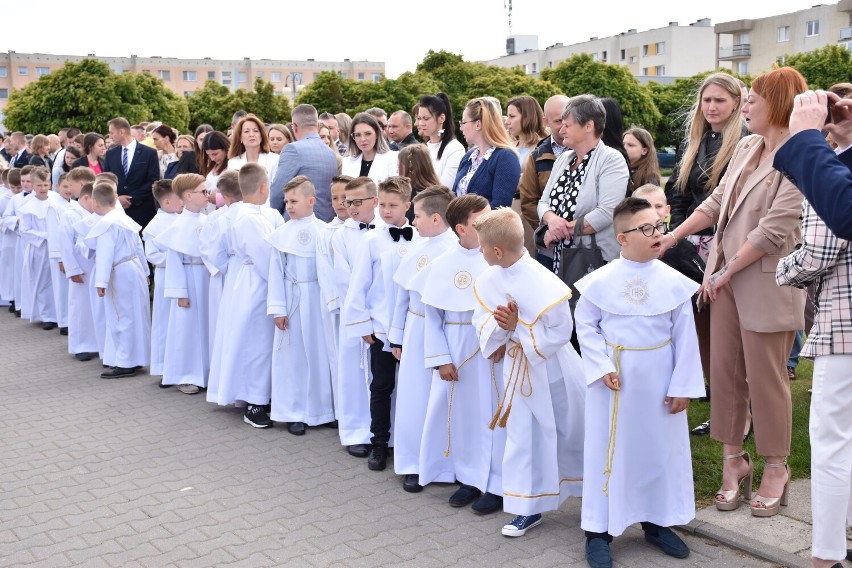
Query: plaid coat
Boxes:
[{"xmin": 776, "ymin": 200, "xmax": 852, "ymax": 357}]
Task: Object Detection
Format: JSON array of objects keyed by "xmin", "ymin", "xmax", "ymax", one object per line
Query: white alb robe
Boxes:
[
  {"xmin": 83, "ymin": 209, "xmax": 150, "ymax": 368},
  {"xmin": 59, "ymin": 201, "xmax": 98, "ymax": 355},
  {"xmin": 207, "ymin": 203, "xmax": 283, "ymax": 406},
  {"xmin": 74, "ymin": 212, "xmax": 109, "ymax": 357},
  {"xmin": 267, "ymin": 215, "xmax": 334, "ymax": 425},
  {"xmin": 331, "ymin": 217, "xmax": 386, "ymax": 446},
  {"xmin": 473, "ymin": 253, "xmax": 586, "ymax": 516},
  {"xmin": 418, "ymin": 244, "xmax": 506, "ymax": 493},
  {"xmin": 19, "ymin": 195, "xmax": 61, "ymax": 323},
  {"xmin": 316, "ymin": 216, "xmax": 343, "ymax": 418},
  {"xmin": 143, "ymin": 209, "xmax": 179, "ymax": 376},
  {"xmin": 46, "ymin": 198, "xmax": 70, "ymax": 328},
  {"xmin": 389, "ymin": 229, "xmax": 456, "ymax": 476},
  {"xmin": 199, "ymin": 203, "xmax": 234, "ymax": 359},
  {"xmin": 575, "ymin": 257, "xmax": 704, "ymax": 536},
  {"xmin": 3, "ymin": 191, "xmax": 32, "ymax": 309},
  {"xmin": 0, "ymin": 186, "xmax": 14, "ymax": 304},
  {"xmin": 156, "ymin": 209, "xmax": 210, "ymax": 387}
]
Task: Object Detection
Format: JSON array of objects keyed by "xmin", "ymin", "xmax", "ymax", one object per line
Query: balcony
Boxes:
[
  {"xmin": 718, "ymin": 44, "xmax": 751, "ymax": 59},
  {"xmin": 840, "ymin": 27, "xmax": 852, "ymax": 41}
]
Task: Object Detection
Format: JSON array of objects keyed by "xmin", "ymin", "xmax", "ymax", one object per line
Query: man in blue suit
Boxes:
[
  {"xmin": 774, "ymin": 90, "xmax": 852, "ymax": 240},
  {"xmin": 6, "ymin": 132, "xmax": 31, "ymax": 168},
  {"xmin": 103, "ymin": 117, "xmax": 161, "ymax": 228},
  {"xmin": 270, "ymin": 104, "xmax": 339, "ymax": 221}
]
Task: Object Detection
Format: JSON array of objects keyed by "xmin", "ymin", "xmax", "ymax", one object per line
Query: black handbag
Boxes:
[{"xmin": 558, "ymin": 233, "xmax": 606, "ymax": 308}]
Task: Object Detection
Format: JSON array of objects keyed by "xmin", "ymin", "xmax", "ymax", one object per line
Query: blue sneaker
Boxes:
[
  {"xmin": 501, "ymin": 513, "xmax": 542, "ymax": 537},
  {"xmin": 644, "ymin": 526, "xmax": 690, "ymax": 559},
  {"xmin": 585, "ymin": 537, "xmax": 612, "ymax": 568}
]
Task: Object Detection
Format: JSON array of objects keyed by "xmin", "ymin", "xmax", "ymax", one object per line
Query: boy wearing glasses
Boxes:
[
  {"xmin": 143, "ymin": 180, "xmax": 183, "ymax": 380},
  {"xmin": 574, "ymin": 197, "xmax": 704, "ymax": 568},
  {"xmin": 331, "ymin": 176, "xmax": 384, "ymax": 457},
  {"xmin": 343, "ymin": 177, "xmax": 417, "ymax": 472},
  {"xmin": 155, "ymin": 174, "xmax": 210, "ymax": 395},
  {"xmin": 266, "ymin": 176, "xmax": 334, "ymax": 435}
]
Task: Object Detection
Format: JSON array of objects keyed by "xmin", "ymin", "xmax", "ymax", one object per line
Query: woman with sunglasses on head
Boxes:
[{"xmin": 227, "ymin": 114, "xmax": 279, "ymax": 181}]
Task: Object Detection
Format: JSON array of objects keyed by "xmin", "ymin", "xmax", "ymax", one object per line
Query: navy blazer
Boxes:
[
  {"xmin": 774, "ymin": 130, "xmax": 852, "ymax": 240},
  {"xmin": 9, "ymin": 149, "xmax": 31, "ymax": 168},
  {"xmin": 451, "ymin": 147, "xmax": 521, "ymax": 209},
  {"xmin": 103, "ymin": 142, "xmax": 161, "ymax": 227}
]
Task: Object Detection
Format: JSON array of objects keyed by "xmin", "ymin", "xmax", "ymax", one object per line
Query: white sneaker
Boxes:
[{"xmin": 177, "ymin": 384, "xmax": 200, "ymax": 394}]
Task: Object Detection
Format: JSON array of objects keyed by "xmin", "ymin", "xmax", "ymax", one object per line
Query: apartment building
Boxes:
[
  {"xmin": 484, "ymin": 19, "xmax": 723, "ymax": 84},
  {"xmin": 716, "ymin": 0, "xmax": 852, "ymax": 74},
  {"xmin": 0, "ymin": 52, "xmax": 386, "ymax": 109}
]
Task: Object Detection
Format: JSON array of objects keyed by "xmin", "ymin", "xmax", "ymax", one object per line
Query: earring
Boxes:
[{"xmin": 438, "ymin": 124, "xmax": 445, "ymax": 137}]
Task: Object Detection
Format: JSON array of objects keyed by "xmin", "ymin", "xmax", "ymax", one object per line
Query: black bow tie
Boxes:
[
  {"xmin": 359, "ymin": 222, "xmax": 375, "ymax": 231},
  {"xmin": 389, "ymin": 226, "xmax": 413, "ymax": 242}
]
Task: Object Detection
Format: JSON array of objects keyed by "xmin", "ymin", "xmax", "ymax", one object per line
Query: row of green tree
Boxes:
[{"xmin": 4, "ymin": 46, "xmax": 851, "ymax": 148}]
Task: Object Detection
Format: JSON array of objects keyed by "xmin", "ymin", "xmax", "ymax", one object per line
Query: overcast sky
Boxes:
[{"xmin": 2, "ymin": 0, "xmax": 828, "ymax": 77}]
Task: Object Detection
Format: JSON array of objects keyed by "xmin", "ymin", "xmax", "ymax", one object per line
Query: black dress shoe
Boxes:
[
  {"xmin": 75, "ymin": 352, "xmax": 94, "ymax": 362},
  {"xmin": 323, "ymin": 420, "xmax": 339, "ymax": 429},
  {"xmin": 100, "ymin": 366, "xmax": 137, "ymax": 379},
  {"xmin": 347, "ymin": 444, "xmax": 370, "ymax": 458},
  {"xmin": 41, "ymin": 322, "xmax": 57, "ymax": 330},
  {"xmin": 449, "ymin": 484, "xmax": 481, "ymax": 507},
  {"xmin": 7, "ymin": 302, "xmax": 15, "ymax": 313},
  {"xmin": 288, "ymin": 422, "xmax": 307, "ymax": 436},
  {"xmin": 59, "ymin": 327, "xmax": 68, "ymax": 336},
  {"xmin": 158, "ymin": 378, "xmax": 172, "ymax": 388},
  {"xmin": 14, "ymin": 309, "xmax": 21, "ymax": 317},
  {"xmin": 367, "ymin": 445, "xmax": 388, "ymax": 471},
  {"xmin": 403, "ymin": 474, "xmax": 422, "ymax": 493},
  {"xmin": 471, "ymin": 492, "xmax": 503, "ymax": 514}
]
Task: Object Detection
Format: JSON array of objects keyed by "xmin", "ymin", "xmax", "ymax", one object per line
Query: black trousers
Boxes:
[{"xmin": 369, "ymin": 337, "xmax": 398, "ymax": 446}]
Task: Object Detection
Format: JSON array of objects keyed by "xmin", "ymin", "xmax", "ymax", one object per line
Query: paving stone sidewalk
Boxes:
[{"xmin": 0, "ymin": 314, "xmax": 774, "ymax": 567}]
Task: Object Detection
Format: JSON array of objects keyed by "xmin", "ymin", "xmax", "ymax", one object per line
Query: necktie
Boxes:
[
  {"xmin": 122, "ymin": 147, "xmax": 129, "ymax": 176},
  {"xmin": 388, "ymin": 226, "xmax": 413, "ymax": 242},
  {"xmin": 359, "ymin": 222, "xmax": 375, "ymax": 230}
]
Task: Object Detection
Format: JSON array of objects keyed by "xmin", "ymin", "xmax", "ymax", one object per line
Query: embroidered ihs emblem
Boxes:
[
  {"xmin": 297, "ymin": 230, "xmax": 311, "ymax": 246},
  {"xmin": 416, "ymin": 255, "xmax": 428, "ymax": 271},
  {"xmin": 622, "ymin": 277, "xmax": 650, "ymax": 306},
  {"xmin": 397, "ymin": 244, "xmax": 408, "ymax": 256},
  {"xmin": 454, "ymin": 271, "xmax": 472, "ymax": 289}
]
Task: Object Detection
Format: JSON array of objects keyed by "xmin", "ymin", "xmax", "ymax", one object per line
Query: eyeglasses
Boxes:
[
  {"xmin": 459, "ymin": 119, "xmax": 478, "ymax": 127},
  {"xmin": 622, "ymin": 221, "xmax": 668, "ymax": 237},
  {"xmin": 344, "ymin": 198, "xmax": 370, "ymax": 207}
]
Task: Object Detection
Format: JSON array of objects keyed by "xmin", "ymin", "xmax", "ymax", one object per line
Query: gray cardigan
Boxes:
[{"xmin": 536, "ymin": 139, "xmax": 630, "ymax": 261}]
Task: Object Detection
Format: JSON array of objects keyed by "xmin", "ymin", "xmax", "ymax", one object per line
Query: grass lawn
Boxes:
[{"xmin": 687, "ymin": 358, "xmax": 813, "ymax": 506}]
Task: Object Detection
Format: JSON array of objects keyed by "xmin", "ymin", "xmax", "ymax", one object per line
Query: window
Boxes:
[
  {"xmin": 208, "ymin": 70, "xmax": 216, "ymax": 80},
  {"xmin": 158, "ymin": 70, "xmax": 171, "ymax": 80},
  {"xmin": 113, "ymin": 66, "xmax": 123, "ymax": 74},
  {"xmin": 642, "ymin": 44, "xmax": 649, "ymax": 56},
  {"xmin": 358, "ymin": 72, "xmax": 365, "ymax": 80},
  {"xmin": 656, "ymin": 42, "xmax": 665, "ymax": 54},
  {"xmin": 531, "ymin": 62, "xmax": 537, "ymax": 73},
  {"xmin": 620, "ymin": 49, "xmax": 625, "ymax": 61},
  {"xmin": 339, "ymin": 72, "xmax": 348, "ymax": 79},
  {"xmin": 18, "ymin": 66, "xmax": 28, "ymax": 75},
  {"xmin": 237, "ymin": 72, "xmax": 246, "ymax": 83},
  {"xmin": 655, "ymin": 65, "xmax": 666, "ymax": 75},
  {"xmin": 222, "ymin": 71, "xmax": 232, "ymax": 86},
  {"xmin": 0, "ymin": 66, "xmax": 7, "ymax": 77},
  {"xmin": 271, "ymin": 72, "xmax": 281, "ymax": 83},
  {"xmin": 807, "ymin": 20, "xmax": 820, "ymax": 36},
  {"xmin": 0, "ymin": 88, "xmax": 8, "ymax": 99},
  {"xmin": 183, "ymin": 91, "xmax": 194, "ymax": 96},
  {"xmin": 737, "ymin": 61, "xmax": 748, "ymax": 75},
  {"xmin": 36, "ymin": 67, "xmax": 50, "ymax": 77},
  {"xmin": 630, "ymin": 55, "xmax": 638, "ymax": 64},
  {"xmin": 739, "ymin": 33, "xmax": 750, "ymax": 44},
  {"xmin": 776, "ymin": 55, "xmax": 787, "ymax": 65},
  {"xmin": 601, "ymin": 51, "xmax": 607, "ymax": 62},
  {"xmin": 642, "ymin": 67, "xmax": 649, "ymax": 75},
  {"xmin": 182, "ymin": 70, "xmax": 197, "ymax": 81},
  {"xmin": 778, "ymin": 26, "xmax": 790, "ymax": 42},
  {"xmin": 592, "ymin": 52, "xmax": 599, "ymax": 61},
  {"xmin": 256, "ymin": 71, "xmax": 263, "ymax": 79}
]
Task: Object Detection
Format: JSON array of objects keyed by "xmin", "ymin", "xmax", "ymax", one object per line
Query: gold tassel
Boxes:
[
  {"xmin": 488, "ymin": 405, "xmax": 503, "ymax": 430},
  {"xmin": 497, "ymin": 403, "xmax": 512, "ymax": 428}
]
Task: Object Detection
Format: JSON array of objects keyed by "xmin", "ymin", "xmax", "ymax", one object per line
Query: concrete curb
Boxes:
[{"xmin": 677, "ymin": 520, "xmax": 809, "ymax": 567}]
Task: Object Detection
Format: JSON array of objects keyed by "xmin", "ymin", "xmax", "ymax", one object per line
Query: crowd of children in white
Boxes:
[{"xmin": 1, "ymin": 157, "xmax": 706, "ymax": 568}]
